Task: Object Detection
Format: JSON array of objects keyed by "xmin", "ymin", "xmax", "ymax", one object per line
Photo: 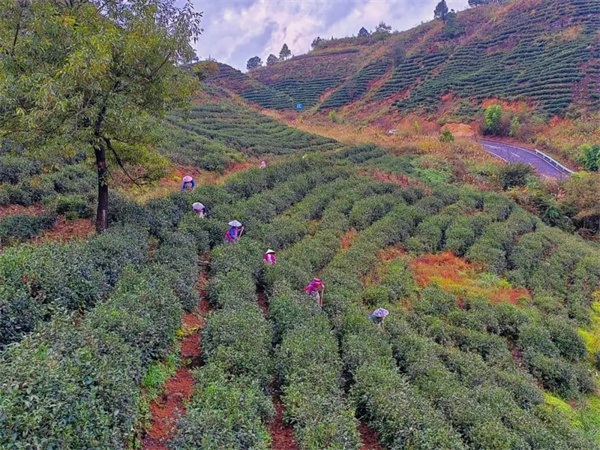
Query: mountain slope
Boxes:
[{"xmin": 209, "ymin": 0, "xmax": 600, "ymax": 118}]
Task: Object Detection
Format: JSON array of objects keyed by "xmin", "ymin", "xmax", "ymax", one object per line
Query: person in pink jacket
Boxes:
[
  {"xmin": 304, "ymin": 278, "xmax": 325, "ymax": 306},
  {"xmin": 263, "ymin": 249, "xmax": 276, "ymax": 265}
]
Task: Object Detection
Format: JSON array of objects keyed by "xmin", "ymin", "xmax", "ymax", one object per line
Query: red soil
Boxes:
[
  {"xmin": 261, "ymin": 293, "xmax": 297, "ymax": 450},
  {"xmin": 270, "ymin": 393, "xmax": 298, "ymax": 450},
  {"xmin": 142, "ymin": 270, "xmax": 212, "ymax": 450},
  {"xmin": 359, "ymin": 422, "xmax": 384, "ymax": 450},
  {"xmin": 142, "ymin": 368, "xmax": 195, "ymax": 449},
  {"xmin": 257, "ymin": 291, "xmax": 269, "ymax": 317},
  {"xmin": 0, "ymin": 203, "xmax": 44, "ymax": 220},
  {"xmin": 32, "ymin": 216, "xmax": 94, "ymax": 244}
]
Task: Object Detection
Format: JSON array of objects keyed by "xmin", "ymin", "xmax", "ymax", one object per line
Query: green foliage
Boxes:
[
  {"xmin": 0, "ymin": 155, "xmax": 40, "ymax": 184},
  {"xmin": 434, "ymin": 0, "xmax": 449, "ymax": 21},
  {"xmin": 440, "ymin": 129, "xmax": 455, "ymax": 142},
  {"xmin": 55, "ymin": 194, "xmax": 94, "ymax": 219},
  {"xmin": 0, "ymin": 211, "xmax": 57, "ymax": 245},
  {"xmin": 170, "ymin": 363, "xmax": 273, "ymax": 450},
  {"xmin": 247, "ymin": 56, "xmax": 263, "ymax": 70},
  {"xmin": 579, "ymin": 144, "xmax": 600, "ymax": 171},
  {"xmin": 498, "ymin": 163, "xmax": 535, "ymax": 190},
  {"xmin": 279, "ymin": 43, "xmax": 292, "ymax": 60},
  {"xmin": 0, "ymin": 255, "xmax": 187, "ymax": 447},
  {"xmin": 484, "ymin": 105, "xmax": 504, "ymax": 136}
]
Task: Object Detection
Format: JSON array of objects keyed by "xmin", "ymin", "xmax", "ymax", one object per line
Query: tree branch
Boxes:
[
  {"xmin": 10, "ymin": 7, "xmax": 23, "ymax": 57},
  {"xmin": 102, "ymin": 136, "xmax": 142, "ymax": 187},
  {"xmin": 147, "ymin": 51, "xmax": 173, "ymax": 81}
]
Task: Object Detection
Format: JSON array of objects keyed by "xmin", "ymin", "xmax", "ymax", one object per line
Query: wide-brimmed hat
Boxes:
[
  {"xmin": 183, "ymin": 176, "xmax": 193, "ymax": 182},
  {"xmin": 370, "ymin": 308, "xmax": 389, "ymax": 318},
  {"xmin": 266, "ymin": 249, "xmax": 275, "ymax": 254},
  {"xmin": 228, "ymin": 220, "xmax": 242, "ymax": 227},
  {"xmin": 192, "ymin": 202, "xmax": 204, "ymax": 210}
]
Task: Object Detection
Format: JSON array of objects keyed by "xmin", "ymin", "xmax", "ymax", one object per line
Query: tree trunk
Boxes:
[{"xmin": 94, "ymin": 145, "xmax": 108, "ymax": 232}]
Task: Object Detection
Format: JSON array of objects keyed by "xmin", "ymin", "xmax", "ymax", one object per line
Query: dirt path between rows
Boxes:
[
  {"xmin": 258, "ymin": 291, "xmax": 299, "ymax": 450},
  {"xmin": 142, "ymin": 268, "xmax": 212, "ymax": 450},
  {"xmin": 359, "ymin": 422, "xmax": 384, "ymax": 450}
]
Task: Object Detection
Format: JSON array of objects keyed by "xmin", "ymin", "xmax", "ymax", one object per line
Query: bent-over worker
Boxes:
[
  {"xmin": 192, "ymin": 202, "xmax": 206, "ymax": 218},
  {"xmin": 304, "ymin": 278, "xmax": 325, "ymax": 307},
  {"xmin": 263, "ymin": 249, "xmax": 276, "ymax": 265}
]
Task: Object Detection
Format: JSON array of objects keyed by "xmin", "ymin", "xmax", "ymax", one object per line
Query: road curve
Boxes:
[{"xmin": 480, "ymin": 140, "xmax": 569, "ymax": 179}]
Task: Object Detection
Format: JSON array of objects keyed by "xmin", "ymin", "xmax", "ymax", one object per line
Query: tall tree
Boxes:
[
  {"xmin": 279, "ymin": 43, "xmax": 291, "ymax": 60},
  {"xmin": 266, "ymin": 54, "xmax": 278, "ymax": 66},
  {"xmin": 434, "ymin": 0, "xmax": 449, "ymax": 22},
  {"xmin": 358, "ymin": 27, "xmax": 370, "ymax": 37},
  {"xmin": 0, "ymin": 0, "xmax": 202, "ymax": 232},
  {"xmin": 246, "ymin": 56, "xmax": 263, "ymax": 70}
]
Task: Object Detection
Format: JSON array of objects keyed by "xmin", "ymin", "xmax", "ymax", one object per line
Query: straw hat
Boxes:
[
  {"xmin": 266, "ymin": 249, "xmax": 275, "ymax": 254},
  {"xmin": 228, "ymin": 220, "xmax": 242, "ymax": 227},
  {"xmin": 183, "ymin": 176, "xmax": 193, "ymax": 182}
]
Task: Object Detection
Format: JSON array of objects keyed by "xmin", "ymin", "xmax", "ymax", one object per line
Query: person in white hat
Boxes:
[
  {"xmin": 192, "ymin": 202, "xmax": 206, "ymax": 218},
  {"xmin": 263, "ymin": 249, "xmax": 276, "ymax": 265},
  {"xmin": 225, "ymin": 220, "xmax": 244, "ymax": 243},
  {"xmin": 181, "ymin": 175, "xmax": 195, "ymax": 191}
]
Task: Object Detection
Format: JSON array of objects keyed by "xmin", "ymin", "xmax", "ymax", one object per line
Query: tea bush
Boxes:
[
  {"xmin": 0, "ymin": 211, "xmax": 57, "ymax": 245},
  {"xmin": 0, "ymin": 225, "xmax": 149, "ymax": 348}
]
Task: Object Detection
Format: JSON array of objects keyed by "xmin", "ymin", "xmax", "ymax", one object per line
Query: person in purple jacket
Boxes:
[{"xmin": 225, "ymin": 220, "xmax": 244, "ymax": 243}]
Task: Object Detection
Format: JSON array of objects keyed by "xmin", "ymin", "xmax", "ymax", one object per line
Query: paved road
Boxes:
[{"xmin": 480, "ymin": 140, "xmax": 570, "ymax": 179}]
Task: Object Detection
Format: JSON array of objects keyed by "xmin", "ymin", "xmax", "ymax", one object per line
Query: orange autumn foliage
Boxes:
[{"xmin": 410, "ymin": 252, "xmax": 530, "ymax": 305}]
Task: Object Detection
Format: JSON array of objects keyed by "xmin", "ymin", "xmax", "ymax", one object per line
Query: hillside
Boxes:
[
  {"xmin": 4, "ymin": 0, "xmax": 600, "ymax": 447},
  {"xmin": 3, "ymin": 99, "xmax": 600, "ymax": 448},
  {"xmin": 209, "ymin": 0, "xmax": 600, "ymax": 119}
]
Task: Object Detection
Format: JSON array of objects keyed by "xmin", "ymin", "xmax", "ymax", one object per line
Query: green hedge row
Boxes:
[
  {"xmin": 0, "ymin": 227, "xmax": 198, "ymax": 448},
  {"xmin": 0, "ymin": 225, "xmax": 150, "ymax": 348}
]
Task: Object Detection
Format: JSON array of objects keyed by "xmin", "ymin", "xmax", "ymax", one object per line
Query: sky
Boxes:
[{"xmin": 191, "ymin": 0, "xmax": 470, "ymax": 71}]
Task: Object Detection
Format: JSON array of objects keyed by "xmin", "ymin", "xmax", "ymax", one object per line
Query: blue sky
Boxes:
[{"xmin": 192, "ymin": 0, "xmax": 470, "ymax": 71}]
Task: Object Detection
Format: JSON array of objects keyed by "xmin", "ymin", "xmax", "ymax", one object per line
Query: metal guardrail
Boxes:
[{"xmin": 534, "ymin": 149, "xmax": 574, "ymax": 174}]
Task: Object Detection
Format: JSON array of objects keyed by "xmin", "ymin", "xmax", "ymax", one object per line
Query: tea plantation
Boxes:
[
  {"xmin": 212, "ymin": 0, "xmax": 600, "ymax": 118},
  {"xmin": 3, "ymin": 111, "xmax": 600, "ymax": 448}
]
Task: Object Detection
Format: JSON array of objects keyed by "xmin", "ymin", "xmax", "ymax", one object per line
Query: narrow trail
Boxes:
[
  {"xmin": 258, "ymin": 291, "xmax": 299, "ymax": 450},
  {"xmin": 141, "ymin": 268, "xmax": 212, "ymax": 450},
  {"xmin": 359, "ymin": 422, "xmax": 384, "ymax": 450}
]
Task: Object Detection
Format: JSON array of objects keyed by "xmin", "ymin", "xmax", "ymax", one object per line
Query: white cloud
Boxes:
[{"xmin": 192, "ymin": 0, "xmax": 470, "ymax": 70}]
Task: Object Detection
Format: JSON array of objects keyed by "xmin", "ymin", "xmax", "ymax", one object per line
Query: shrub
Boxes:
[
  {"xmin": 202, "ymin": 306, "xmax": 273, "ymax": 386},
  {"xmin": 445, "ymin": 217, "xmax": 476, "ymax": 256},
  {"xmin": 498, "ymin": 163, "xmax": 535, "ymax": 190},
  {"xmin": 579, "ymin": 144, "xmax": 600, "ymax": 172},
  {"xmin": 0, "ymin": 155, "xmax": 39, "ymax": 184},
  {"xmin": 352, "ymin": 361, "xmax": 466, "ymax": 449},
  {"xmin": 170, "ymin": 364, "xmax": 273, "ymax": 450},
  {"xmin": 415, "ymin": 285, "xmax": 458, "ymax": 317},
  {"xmin": 0, "ymin": 212, "xmax": 57, "ymax": 244},
  {"xmin": 55, "ymin": 194, "xmax": 94, "ymax": 219},
  {"xmin": 439, "ymin": 129, "xmax": 455, "ymax": 143}
]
